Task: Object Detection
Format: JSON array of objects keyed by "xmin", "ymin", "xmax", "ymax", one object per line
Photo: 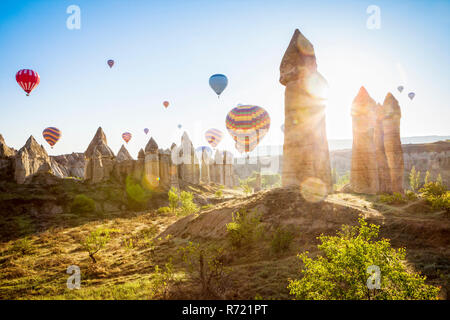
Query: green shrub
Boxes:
[
  {"xmin": 151, "ymin": 259, "xmax": 175, "ymax": 299},
  {"xmin": 179, "ymin": 191, "xmax": 199, "ymax": 216},
  {"xmin": 9, "ymin": 237, "xmax": 34, "ymax": 255},
  {"xmin": 287, "ymin": 218, "xmax": 440, "ymax": 300},
  {"xmin": 404, "ymin": 190, "xmax": 418, "ymax": 201},
  {"xmin": 333, "ymin": 171, "xmax": 350, "ymax": 191},
  {"xmin": 215, "ymin": 189, "xmax": 223, "ymax": 198},
  {"xmin": 71, "ymin": 194, "xmax": 96, "ymax": 214},
  {"xmin": 379, "ymin": 192, "xmax": 406, "ymax": 205},
  {"xmin": 178, "ymin": 242, "xmax": 230, "ymax": 297},
  {"xmin": 81, "ymin": 228, "xmax": 119, "ymax": 263},
  {"xmin": 424, "ymin": 171, "xmax": 430, "ymax": 185},
  {"xmin": 157, "ymin": 206, "xmax": 172, "ymax": 214},
  {"xmin": 419, "ymin": 180, "xmax": 449, "ymax": 211},
  {"xmin": 226, "ymin": 209, "xmax": 263, "ymax": 248},
  {"xmin": 271, "ymin": 227, "xmax": 294, "ymax": 254},
  {"xmin": 201, "ymin": 204, "xmax": 214, "ymax": 210},
  {"xmin": 168, "ymin": 187, "xmax": 179, "ymax": 213}
]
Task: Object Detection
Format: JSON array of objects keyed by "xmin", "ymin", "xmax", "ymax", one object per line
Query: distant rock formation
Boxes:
[
  {"xmin": 144, "ymin": 137, "xmax": 160, "ymax": 188},
  {"xmin": 200, "ymin": 148, "xmax": 211, "ymax": 184},
  {"xmin": 382, "ymin": 93, "xmax": 404, "ymax": 193},
  {"xmin": 0, "ymin": 134, "xmax": 16, "ymax": 180},
  {"xmin": 280, "ymin": 29, "xmax": 332, "ymax": 192},
  {"xmin": 116, "ymin": 145, "xmax": 133, "ymax": 162},
  {"xmin": 84, "ymin": 127, "xmax": 116, "ymax": 183},
  {"xmin": 50, "ymin": 153, "xmax": 85, "ymax": 179},
  {"xmin": 350, "ymin": 87, "xmax": 379, "ymax": 194},
  {"xmin": 14, "ymin": 136, "xmax": 53, "ymax": 184}
]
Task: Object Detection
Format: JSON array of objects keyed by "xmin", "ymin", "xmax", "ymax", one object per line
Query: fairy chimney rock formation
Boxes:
[
  {"xmin": 84, "ymin": 127, "xmax": 115, "ymax": 183},
  {"xmin": 280, "ymin": 29, "xmax": 332, "ymax": 193},
  {"xmin": 200, "ymin": 148, "xmax": 211, "ymax": 184},
  {"xmin": 116, "ymin": 145, "xmax": 133, "ymax": 162},
  {"xmin": 350, "ymin": 87, "xmax": 379, "ymax": 194},
  {"xmin": 159, "ymin": 148, "xmax": 171, "ymax": 188},
  {"xmin": 382, "ymin": 93, "xmax": 404, "ymax": 193},
  {"xmin": 169, "ymin": 143, "xmax": 179, "ymax": 188},
  {"xmin": 179, "ymin": 132, "xmax": 195, "ymax": 183},
  {"xmin": 223, "ymin": 151, "xmax": 234, "ymax": 187},
  {"xmin": 14, "ymin": 136, "xmax": 54, "ymax": 184},
  {"xmin": 144, "ymin": 137, "xmax": 160, "ymax": 188},
  {"xmin": 212, "ymin": 150, "xmax": 224, "ymax": 185},
  {"xmin": 0, "ymin": 134, "xmax": 16, "ymax": 180},
  {"xmin": 374, "ymin": 103, "xmax": 391, "ymax": 193}
]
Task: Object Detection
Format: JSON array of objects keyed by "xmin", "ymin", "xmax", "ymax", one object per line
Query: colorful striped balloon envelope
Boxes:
[
  {"xmin": 205, "ymin": 128, "xmax": 223, "ymax": 148},
  {"xmin": 122, "ymin": 132, "xmax": 132, "ymax": 144},
  {"xmin": 225, "ymin": 105, "xmax": 270, "ymax": 153},
  {"xmin": 42, "ymin": 127, "xmax": 61, "ymax": 148}
]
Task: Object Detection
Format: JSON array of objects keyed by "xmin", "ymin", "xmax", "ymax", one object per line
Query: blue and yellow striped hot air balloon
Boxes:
[
  {"xmin": 42, "ymin": 127, "xmax": 61, "ymax": 149},
  {"xmin": 225, "ymin": 105, "xmax": 270, "ymax": 153},
  {"xmin": 122, "ymin": 132, "xmax": 132, "ymax": 144},
  {"xmin": 205, "ymin": 128, "xmax": 223, "ymax": 148}
]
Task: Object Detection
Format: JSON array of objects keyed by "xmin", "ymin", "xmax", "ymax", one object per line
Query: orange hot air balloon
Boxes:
[
  {"xmin": 122, "ymin": 132, "xmax": 132, "ymax": 144},
  {"xmin": 42, "ymin": 127, "xmax": 61, "ymax": 148}
]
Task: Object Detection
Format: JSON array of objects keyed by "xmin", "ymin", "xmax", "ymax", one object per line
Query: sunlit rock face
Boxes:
[
  {"xmin": 200, "ymin": 148, "xmax": 211, "ymax": 184},
  {"xmin": 84, "ymin": 127, "xmax": 115, "ymax": 183},
  {"xmin": 350, "ymin": 87, "xmax": 379, "ymax": 194},
  {"xmin": 0, "ymin": 134, "xmax": 16, "ymax": 180},
  {"xmin": 374, "ymin": 103, "xmax": 391, "ymax": 193},
  {"xmin": 382, "ymin": 93, "xmax": 404, "ymax": 193},
  {"xmin": 280, "ymin": 29, "xmax": 332, "ymax": 194},
  {"xmin": 14, "ymin": 136, "xmax": 54, "ymax": 184},
  {"xmin": 144, "ymin": 137, "xmax": 160, "ymax": 188}
]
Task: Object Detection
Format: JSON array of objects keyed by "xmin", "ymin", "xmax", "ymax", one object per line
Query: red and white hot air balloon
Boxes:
[
  {"xmin": 163, "ymin": 101, "xmax": 169, "ymax": 108},
  {"xmin": 16, "ymin": 69, "xmax": 40, "ymax": 96}
]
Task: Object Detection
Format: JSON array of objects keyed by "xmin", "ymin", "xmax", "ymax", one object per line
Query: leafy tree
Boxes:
[
  {"xmin": 287, "ymin": 218, "xmax": 439, "ymax": 300},
  {"xmin": 424, "ymin": 171, "xmax": 430, "ymax": 185},
  {"xmin": 126, "ymin": 176, "xmax": 151, "ymax": 210},
  {"xmin": 226, "ymin": 209, "xmax": 263, "ymax": 248},
  {"xmin": 178, "ymin": 242, "xmax": 230, "ymax": 297},
  {"xmin": 168, "ymin": 187, "xmax": 179, "ymax": 213},
  {"xmin": 409, "ymin": 166, "xmax": 421, "ymax": 192},
  {"xmin": 81, "ymin": 228, "xmax": 118, "ymax": 263},
  {"xmin": 179, "ymin": 191, "xmax": 199, "ymax": 215}
]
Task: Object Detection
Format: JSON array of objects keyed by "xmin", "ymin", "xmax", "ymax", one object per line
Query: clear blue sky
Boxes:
[{"xmin": 0, "ymin": 0, "xmax": 449, "ymax": 157}]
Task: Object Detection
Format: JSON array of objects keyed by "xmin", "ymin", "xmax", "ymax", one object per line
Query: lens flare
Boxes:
[{"xmin": 300, "ymin": 177, "xmax": 327, "ymax": 203}]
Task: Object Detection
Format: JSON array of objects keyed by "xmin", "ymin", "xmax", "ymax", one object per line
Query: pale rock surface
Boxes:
[{"xmin": 280, "ymin": 29, "xmax": 332, "ymax": 192}]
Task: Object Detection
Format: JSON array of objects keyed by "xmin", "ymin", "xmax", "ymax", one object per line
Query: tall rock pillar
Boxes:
[
  {"xmin": 349, "ymin": 87, "xmax": 379, "ymax": 194},
  {"xmin": 280, "ymin": 29, "xmax": 332, "ymax": 191},
  {"xmin": 382, "ymin": 93, "xmax": 404, "ymax": 193},
  {"xmin": 200, "ymin": 148, "xmax": 211, "ymax": 184},
  {"xmin": 144, "ymin": 137, "xmax": 160, "ymax": 188},
  {"xmin": 374, "ymin": 103, "xmax": 391, "ymax": 193}
]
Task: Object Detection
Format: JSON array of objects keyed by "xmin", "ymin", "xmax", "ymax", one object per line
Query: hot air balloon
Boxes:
[
  {"xmin": 225, "ymin": 105, "xmax": 271, "ymax": 153},
  {"xmin": 281, "ymin": 124, "xmax": 285, "ymax": 133},
  {"xmin": 163, "ymin": 101, "xmax": 169, "ymax": 108},
  {"xmin": 107, "ymin": 60, "xmax": 114, "ymax": 68},
  {"xmin": 122, "ymin": 132, "xmax": 132, "ymax": 144},
  {"xmin": 408, "ymin": 92, "xmax": 415, "ymax": 100},
  {"xmin": 195, "ymin": 146, "xmax": 212, "ymax": 158},
  {"xmin": 42, "ymin": 127, "xmax": 61, "ymax": 148},
  {"xmin": 177, "ymin": 124, "xmax": 182, "ymax": 129},
  {"xmin": 144, "ymin": 128, "xmax": 149, "ymax": 135},
  {"xmin": 397, "ymin": 86, "xmax": 404, "ymax": 93},
  {"xmin": 205, "ymin": 128, "xmax": 223, "ymax": 148},
  {"xmin": 209, "ymin": 74, "xmax": 228, "ymax": 98},
  {"xmin": 16, "ymin": 69, "xmax": 40, "ymax": 96}
]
